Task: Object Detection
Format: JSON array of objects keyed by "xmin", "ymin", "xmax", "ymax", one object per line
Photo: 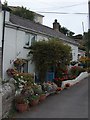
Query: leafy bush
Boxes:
[
  {"xmin": 12, "ymin": 73, "xmax": 34, "ymax": 90},
  {"xmin": 28, "ymin": 38, "xmax": 71, "ymax": 83},
  {"xmin": 69, "ymin": 66, "xmax": 85, "ymax": 77},
  {"xmin": 14, "ymin": 94, "xmax": 29, "ymax": 104}
]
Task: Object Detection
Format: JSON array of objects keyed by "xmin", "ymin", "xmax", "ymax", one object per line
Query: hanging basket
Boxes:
[{"xmin": 14, "ymin": 58, "xmax": 26, "ymax": 67}]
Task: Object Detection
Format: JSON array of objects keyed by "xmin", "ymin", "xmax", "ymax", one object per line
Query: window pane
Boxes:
[
  {"xmin": 30, "ymin": 34, "xmax": 36, "ymax": 45},
  {"xmin": 23, "ymin": 61, "xmax": 28, "ymax": 73},
  {"xmin": 25, "ymin": 33, "xmax": 30, "ymax": 46}
]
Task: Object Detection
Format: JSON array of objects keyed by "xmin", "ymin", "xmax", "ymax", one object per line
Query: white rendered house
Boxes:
[{"xmin": 0, "ymin": 9, "xmax": 79, "ymax": 80}]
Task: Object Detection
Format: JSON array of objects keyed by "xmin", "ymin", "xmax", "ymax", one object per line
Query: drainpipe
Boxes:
[{"xmin": 1, "ymin": 10, "xmax": 5, "ymax": 79}]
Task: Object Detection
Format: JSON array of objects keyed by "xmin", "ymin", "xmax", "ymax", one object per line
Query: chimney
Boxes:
[{"xmin": 53, "ymin": 19, "xmax": 61, "ymax": 31}]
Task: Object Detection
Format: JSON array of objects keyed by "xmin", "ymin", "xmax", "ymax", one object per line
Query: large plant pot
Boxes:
[
  {"xmin": 39, "ymin": 94, "xmax": 46, "ymax": 102},
  {"xmin": 15, "ymin": 103, "xmax": 28, "ymax": 112},
  {"xmin": 64, "ymin": 83, "xmax": 71, "ymax": 89}
]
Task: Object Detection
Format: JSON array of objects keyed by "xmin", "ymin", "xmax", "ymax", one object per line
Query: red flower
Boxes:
[
  {"xmin": 55, "ymin": 78, "xmax": 59, "ymax": 81},
  {"xmin": 56, "ymin": 87, "xmax": 62, "ymax": 91},
  {"xmin": 65, "ymin": 83, "xmax": 70, "ymax": 88}
]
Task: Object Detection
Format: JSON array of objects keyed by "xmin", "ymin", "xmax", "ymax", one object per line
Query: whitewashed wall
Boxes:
[
  {"xmin": 37, "ymin": 35, "xmax": 48, "ymax": 41},
  {"xmin": 67, "ymin": 43, "xmax": 78, "ymax": 62},
  {"xmin": 3, "ymin": 27, "xmax": 32, "ymax": 79}
]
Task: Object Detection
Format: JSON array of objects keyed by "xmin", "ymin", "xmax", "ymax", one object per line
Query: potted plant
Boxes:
[
  {"xmin": 14, "ymin": 94, "xmax": 29, "ymax": 112},
  {"xmin": 28, "ymin": 94, "xmax": 39, "ymax": 106},
  {"xmin": 32, "ymin": 84, "xmax": 42, "ymax": 94},
  {"xmin": 65, "ymin": 83, "xmax": 71, "ymax": 89},
  {"xmin": 39, "ymin": 92, "xmax": 46, "ymax": 102}
]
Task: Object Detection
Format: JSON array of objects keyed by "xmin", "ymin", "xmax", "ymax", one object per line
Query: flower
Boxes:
[
  {"xmin": 14, "ymin": 58, "xmax": 26, "ymax": 67},
  {"xmin": 6, "ymin": 68, "xmax": 17, "ymax": 77},
  {"xmin": 56, "ymin": 87, "xmax": 62, "ymax": 91}
]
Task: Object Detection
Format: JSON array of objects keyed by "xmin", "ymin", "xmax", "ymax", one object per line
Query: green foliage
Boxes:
[
  {"xmin": 28, "ymin": 94, "xmax": 39, "ymax": 101},
  {"xmin": 11, "ymin": 6, "xmax": 34, "ymax": 21},
  {"xmin": 28, "ymin": 38, "xmax": 71, "ymax": 82},
  {"xmin": 83, "ymin": 31, "xmax": 90, "ymax": 57},
  {"xmin": 13, "ymin": 73, "xmax": 34, "ymax": 90},
  {"xmin": 14, "ymin": 94, "xmax": 29, "ymax": 104},
  {"xmin": 60, "ymin": 27, "xmax": 75, "ymax": 36},
  {"xmin": 69, "ymin": 66, "xmax": 85, "ymax": 77}
]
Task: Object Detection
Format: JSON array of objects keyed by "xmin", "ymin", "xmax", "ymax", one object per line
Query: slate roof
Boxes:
[{"xmin": 9, "ymin": 13, "xmax": 78, "ymax": 46}]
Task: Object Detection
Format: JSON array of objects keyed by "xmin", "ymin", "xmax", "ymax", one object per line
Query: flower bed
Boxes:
[
  {"xmin": 61, "ymin": 72, "xmax": 88, "ymax": 89},
  {"xmin": 12, "ymin": 71, "xmax": 89, "ymax": 115}
]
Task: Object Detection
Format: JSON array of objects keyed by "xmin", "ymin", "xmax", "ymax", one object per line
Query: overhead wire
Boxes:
[
  {"xmin": 36, "ymin": 11, "xmax": 88, "ymax": 15},
  {"xmin": 35, "ymin": 2, "xmax": 87, "ymax": 16},
  {"xmin": 37, "ymin": 2, "xmax": 86, "ymax": 11}
]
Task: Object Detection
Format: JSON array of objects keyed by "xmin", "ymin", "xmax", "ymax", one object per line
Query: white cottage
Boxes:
[{"xmin": 0, "ymin": 8, "xmax": 79, "ymax": 80}]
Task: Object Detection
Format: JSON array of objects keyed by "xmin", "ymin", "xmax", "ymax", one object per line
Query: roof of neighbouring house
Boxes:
[
  {"xmin": 9, "ymin": 13, "xmax": 78, "ymax": 46},
  {"xmin": 8, "ymin": 6, "xmax": 44, "ymax": 17}
]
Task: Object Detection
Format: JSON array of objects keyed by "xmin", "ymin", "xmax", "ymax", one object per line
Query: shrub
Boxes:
[
  {"xmin": 69, "ymin": 66, "xmax": 85, "ymax": 77},
  {"xmin": 87, "ymin": 67, "xmax": 90, "ymax": 73}
]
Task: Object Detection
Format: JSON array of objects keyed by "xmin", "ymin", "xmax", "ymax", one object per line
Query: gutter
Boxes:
[{"xmin": 5, "ymin": 22, "xmax": 79, "ymax": 46}]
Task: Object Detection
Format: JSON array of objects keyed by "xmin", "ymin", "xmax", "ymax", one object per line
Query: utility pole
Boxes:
[
  {"xmin": 88, "ymin": 0, "xmax": 90, "ymax": 58},
  {"xmin": 82, "ymin": 22, "xmax": 84, "ymax": 34},
  {"xmin": 87, "ymin": 0, "xmax": 90, "ymax": 69},
  {"xmin": 1, "ymin": 8, "xmax": 6, "ymax": 79}
]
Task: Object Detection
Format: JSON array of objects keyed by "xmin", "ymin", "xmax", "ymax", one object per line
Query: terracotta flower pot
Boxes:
[
  {"xmin": 65, "ymin": 83, "xmax": 70, "ymax": 89},
  {"xmin": 30, "ymin": 99, "xmax": 39, "ymax": 106},
  {"xmin": 15, "ymin": 103, "xmax": 28, "ymax": 112},
  {"xmin": 39, "ymin": 94, "xmax": 46, "ymax": 102}
]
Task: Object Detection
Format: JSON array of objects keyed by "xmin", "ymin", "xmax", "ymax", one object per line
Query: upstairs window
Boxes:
[{"xmin": 25, "ymin": 33, "xmax": 37, "ymax": 47}]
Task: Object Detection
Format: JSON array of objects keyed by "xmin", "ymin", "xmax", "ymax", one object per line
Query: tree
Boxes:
[
  {"xmin": 60, "ymin": 27, "xmax": 75, "ymax": 37},
  {"xmin": 67, "ymin": 31, "xmax": 75, "ymax": 37},
  {"xmin": 60, "ymin": 27, "xmax": 68, "ymax": 35},
  {"xmin": 4, "ymin": 0, "xmax": 8, "ymax": 6},
  {"xmin": 28, "ymin": 38, "xmax": 71, "ymax": 83},
  {"xmin": 11, "ymin": 6, "xmax": 34, "ymax": 21}
]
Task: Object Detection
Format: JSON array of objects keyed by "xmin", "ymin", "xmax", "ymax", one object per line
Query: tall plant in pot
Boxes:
[
  {"xmin": 39, "ymin": 92, "xmax": 46, "ymax": 102},
  {"xmin": 14, "ymin": 94, "xmax": 29, "ymax": 112}
]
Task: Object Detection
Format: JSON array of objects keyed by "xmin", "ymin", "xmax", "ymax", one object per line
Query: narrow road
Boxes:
[{"xmin": 14, "ymin": 77, "xmax": 88, "ymax": 118}]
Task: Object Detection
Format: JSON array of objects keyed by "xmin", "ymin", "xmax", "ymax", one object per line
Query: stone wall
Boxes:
[{"xmin": 0, "ymin": 79, "xmax": 15, "ymax": 119}]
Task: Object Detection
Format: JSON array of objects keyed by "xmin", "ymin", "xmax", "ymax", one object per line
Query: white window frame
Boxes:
[{"xmin": 25, "ymin": 33, "xmax": 37, "ymax": 47}]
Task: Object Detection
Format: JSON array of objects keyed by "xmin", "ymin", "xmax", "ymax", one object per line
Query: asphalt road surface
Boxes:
[{"xmin": 14, "ymin": 77, "xmax": 88, "ymax": 118}]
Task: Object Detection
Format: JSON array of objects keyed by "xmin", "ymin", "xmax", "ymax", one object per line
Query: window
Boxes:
[
  {"xmin": 31, "ymin": 34, "xmax": 36, "ymax": 45},
  {"xmin": 25, "ymin": 33, "xmax": 30, "ymax": 46},
  {"xmin": 25, "ymin": 33, "xmax": 37, "ymax": 46},
  {"xmin": 21, "ymin": 60, "xmax": 28, "ymax": 73}
]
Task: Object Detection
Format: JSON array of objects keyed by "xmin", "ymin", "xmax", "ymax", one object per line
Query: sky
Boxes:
[{"xmin": 1, "ymin": 0, "xmax": 88, "ymax": 35}]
